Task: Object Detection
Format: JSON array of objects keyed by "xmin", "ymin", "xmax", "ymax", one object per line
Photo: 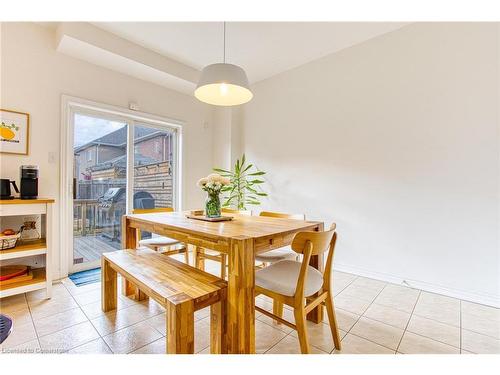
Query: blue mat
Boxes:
[{"xmin": 69, "ymin": 268, "xmax": 101, "ymax": 286}]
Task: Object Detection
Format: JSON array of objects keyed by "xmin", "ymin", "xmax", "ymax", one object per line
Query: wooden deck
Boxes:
[{"xmin": 73, "ymin": 235, "xmax": 121, "ymax": 264}]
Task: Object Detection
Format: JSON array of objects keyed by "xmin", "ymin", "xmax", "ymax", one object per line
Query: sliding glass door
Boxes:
[{"xmin": 69, "ymin": 109, "xmax": 178, "ymax": 273}]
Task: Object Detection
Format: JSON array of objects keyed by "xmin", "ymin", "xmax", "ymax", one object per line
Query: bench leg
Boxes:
[
  {"xmin": 101, "ymin": 258, "xmax": 117, "ymax": 312},
  {"xmin": 121, "ymin": 278, "xmax": 148, "ymax": 301},
  {"xmin": 210, "ymin": 295, "xmax": 227, "ymax": 354},
  {"xmin": 166, "ymin": 301, "xmax": 195, "ymax": 354}
]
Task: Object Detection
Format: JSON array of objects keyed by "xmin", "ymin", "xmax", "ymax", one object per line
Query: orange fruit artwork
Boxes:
[{"xmin": 1, "ymin": 125, "xmax": 16, "ymax": 140}]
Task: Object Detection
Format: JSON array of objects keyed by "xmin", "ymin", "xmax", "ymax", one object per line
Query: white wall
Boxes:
[
  {"xmin": 242, "ymin": 23, "xmax": 500, "ymax": 306},
  {"xmin": 0, "ymin": 22, "xmax": 214, "ymax": 279}
]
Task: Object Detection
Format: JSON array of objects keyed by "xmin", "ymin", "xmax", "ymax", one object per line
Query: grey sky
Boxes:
[{"xmin": 74, "ymin": 113, "xmax": 126, "ymax": 148}]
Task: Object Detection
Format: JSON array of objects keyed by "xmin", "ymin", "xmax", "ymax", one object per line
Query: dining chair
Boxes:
[
  {"xmin": 132, "ymin": 208, "xmax": 189, "ymax": 264},
  {"xmin": 254, "ymin": 224, "xmax": 341, "ymax": 354},
  {"xmin": 193, "ymin": 208, "xmax": 251, "ymax": 279},
  {"xmin": 255, "ymin": 211, "xmax": 306, "ymax": 266}
]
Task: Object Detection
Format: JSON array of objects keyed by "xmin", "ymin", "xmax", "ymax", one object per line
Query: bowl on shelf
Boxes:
[{"xmin": 0, "ymin": 232, "xmax": 20, "ymax": 250}]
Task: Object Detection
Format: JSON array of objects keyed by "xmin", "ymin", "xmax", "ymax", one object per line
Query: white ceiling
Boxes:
[{"xmin": 93, "ymin": 22, "xmax": 408, "ymax": 84}]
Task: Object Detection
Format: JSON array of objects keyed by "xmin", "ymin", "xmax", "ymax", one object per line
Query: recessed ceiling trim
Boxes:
[{"xmin": 55, "ymin": 22, "xmax": 199, "ymax": 94}]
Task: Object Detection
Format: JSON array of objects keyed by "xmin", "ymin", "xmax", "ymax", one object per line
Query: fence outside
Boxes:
[{"xmin": 74, "ymin": 160, "xmax": 173, "ymax": 238}]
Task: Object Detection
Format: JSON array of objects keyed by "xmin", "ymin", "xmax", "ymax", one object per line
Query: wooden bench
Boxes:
[{"xmin": 101, "ymin": 248, "xmax": 227, "ymax": 354}]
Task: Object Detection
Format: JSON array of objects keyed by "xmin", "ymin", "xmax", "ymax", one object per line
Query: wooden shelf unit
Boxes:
[
  {"xmin": 0, "ymin": 239, "xmax": 47, "ymax": 261},
  {"xmin": 0, "ymin": 267, "xmax": 46, "ymax": 298},
  {"xmin": 0, "ymin": 199, "xmax": 54, "ymax": 299}
]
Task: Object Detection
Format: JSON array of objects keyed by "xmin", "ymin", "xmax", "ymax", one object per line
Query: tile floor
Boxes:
[{"xmin": 1, "ymin": 260, "xmax": 499, "ymax": 354}]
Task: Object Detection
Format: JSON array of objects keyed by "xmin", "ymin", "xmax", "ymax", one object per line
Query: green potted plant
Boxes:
[{"xmin": 214, "ymin": 154, "xmax": 267, "ymax": 211}]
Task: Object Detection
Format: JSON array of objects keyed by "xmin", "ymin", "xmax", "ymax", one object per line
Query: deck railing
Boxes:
[{"xmin": 73, "ymin": 199, "xmax": 100, "ymax": 236}]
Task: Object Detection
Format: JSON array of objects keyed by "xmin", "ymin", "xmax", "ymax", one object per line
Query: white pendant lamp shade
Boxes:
[
  {"xmin": 195, "ymin": 63, "xmax": 253, "ymax": 106},
  {"xmin": 195, "ymin": 22, "xmax": 253, "ymax": 106}
]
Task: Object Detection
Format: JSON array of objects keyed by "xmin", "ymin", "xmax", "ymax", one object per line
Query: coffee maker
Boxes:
[{"xmin": 20, "ymin": 165, "xmax": 39, "ymax": 200}]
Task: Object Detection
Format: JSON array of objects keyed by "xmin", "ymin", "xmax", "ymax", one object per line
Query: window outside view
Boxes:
[{"xmin": 72, "ymin": 114, "xmax": 175, "ymax": 266}]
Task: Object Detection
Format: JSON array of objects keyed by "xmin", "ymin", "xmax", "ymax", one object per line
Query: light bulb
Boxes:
[{"xmin": 220, "ymin": 83, "xmax": 228, "ymax": 96}]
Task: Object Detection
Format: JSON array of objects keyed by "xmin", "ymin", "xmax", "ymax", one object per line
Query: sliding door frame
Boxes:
[{"xmin": 60, "ymin": 95, "xmax": 183, "ymax": 277}]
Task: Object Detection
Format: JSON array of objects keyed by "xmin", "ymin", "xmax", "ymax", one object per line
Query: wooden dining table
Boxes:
[{"xmin": 119, "ymin": 211, "xmax": 324, "ymax": 354}]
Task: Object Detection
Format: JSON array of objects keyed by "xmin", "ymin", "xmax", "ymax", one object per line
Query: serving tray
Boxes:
[{"xmin": 186, "ymin": 215, "xmax": 234, "ymax": 222}]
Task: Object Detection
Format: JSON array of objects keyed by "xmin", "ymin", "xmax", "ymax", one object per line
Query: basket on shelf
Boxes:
[{"xmin": 0, "ymin": 233, "xmax": 20, "ymax": 250}]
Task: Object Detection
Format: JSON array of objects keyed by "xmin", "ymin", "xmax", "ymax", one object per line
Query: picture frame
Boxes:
[{"xmin": 0, "ymin": 109, "xmax": 30, "ymax": 155}]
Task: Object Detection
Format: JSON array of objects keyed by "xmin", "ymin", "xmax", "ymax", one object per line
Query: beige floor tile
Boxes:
[
  {"xmin": 290, "ymin": 320, "xmax": 346, "ymax": 353},
  {"xmin": 103, "ymin": 321, "xmax": 162, "ymax": 354},
  {"xmin": 413, "ymin": 304, "xmax": 460, "ymax": 327},
  {"xmin": 419, "ymin": 291, "xmax": 460, "ymax": 310},
  {"xmin": 197, "ymin": 346, "xmax": 211, "ymax": 354},
  {"xmin": 266, "ymin": 334, "xmax": 328, "ymax": 354},
  {"xmin": 406, "ymin": 315, "xmax": 460, "ymax": 347},
  {"xmin": 63, "ymin": 280, "xmax": 102, "ymax": 296},
  {"xmin": 0, "ymin": 321, "xmax": 37, "ymax": 349},
  {"xmin": 462, "ymin": 312, "xmax": 500, "ymax": 339},
  {"xmin": 139, "ymin": 299, "xmax": 165, "ymax": 314},
  {"xmin": 194, "ymin": 306, "xmax": 210, "ymax": 321},
  {"xmin": 461, "ymin": 301, "xmax": 500, "ymax": 322},
  {"xmin": 0, "ymin": 294, "xmax": 28, "ymax": 314},
  {"xmin": 145, "ymin": 313, "xmax": 166, "ymax": 334},
  {"xmin": 335, "ymin": 333, "xmax": 394, "ymax": 354},
  {"xmin": 461, "ymin": 329, "xmax": 500, "ymax": 354},
  {"xmin": 255, "ymin": 320, "xmax": 288, "ymax": 353},
  {"xmin": 29, "ymin": 296, "xmax": 79, "ymax": 320},
  {"xmin": 334, "ymin": 294, "xmax": 371, "ymax": 315},
  {"xmin": 328, "ymin": 308, "xmax": 359, "ymax": 332},
  {"xmin": 373, "ymin": 284, "xmax": 419, "ymax": 313},
  {"xmin": 337, "ymin": 284, "xmax": 381, "ymax": 302},
  {"xmin": 2, "ymin": 306, "xmax": 33, "ymax": 326},
  {"xmin": 413, "ymin": 291, "xmax": 460, "ymax": 326},
  {"xmin": 194, "ymin": 318, "xmax": 211, "ymax": 353},
  {"xmin": 27, "ymin": 283, "xmax": 70, "ymax": 302},
  {"xmin": 132, "ymin": 337, "xmax": 166, "ymax": 354},
  {"xmin": 363, "ymin": 303, "xmax": 411, "ymax": 329},
  {"xmin": 72, "ymin": 289, "xmax": 103, "ymax": 306},
  {"xmin": 333, "ymin": 271, "xmax": 358, "ymax": 285},
  {"xmin": 398, "ymin": 332, "xmax": 460, "ymax": 354},
  {"xmin": 131, "ymin": 318, "xmax": 210, "ymax": 354},
  {"xmin": 91, "ymin": 308, "xmax": 146, "ymax": 336},
  {"xmin": 350, "ymin": 277, "xmax": 387, "ymax": 292},
  {"xmin": 257, "ymin": 307, "xmax": 295, "ymax": 334},
  {"xmin": 332, "ymin": 275, "xmax": 357, "ymax": 296},
  {"xmin": 33, "ymin": 307, "xmax": 88, "ymax": 337},
  {"xmin": 350, "ymin": 317, "xmax": 404, "ymax": 350},
  {"xmin": 461, "ymin": 349, "xmax": 476, "ymax": 354},
  {"xmin": 80, "ymin": 296, "xmax": 134, "ymax": 320},
  {"xmin": 91, "ymin": 301, "xmax": 163, "ymax": 336},
  {"xmin": 68, "ymin": 338, "xmax": 112, "ymax": 354},
  {"xmin": 38, "ymin": 321, "xmax": 99, "ymax": 352}
]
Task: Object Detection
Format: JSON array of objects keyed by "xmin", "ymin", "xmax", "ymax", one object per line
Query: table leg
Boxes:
[
  {"xmin": 307, "ymin": 222, "xmax": 325, "ymax": 323},
  {"xmin": 120, "ymin": 217, "xmax": 147, "ymax": 301},
  {"xmin": 226, "ymin": 237, "xmax": 255, "ymax": 354}
]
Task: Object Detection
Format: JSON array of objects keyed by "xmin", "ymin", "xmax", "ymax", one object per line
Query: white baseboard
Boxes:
[{"xmin": 334, "ymin": 262, "xmax": 500, "ymax": 308}]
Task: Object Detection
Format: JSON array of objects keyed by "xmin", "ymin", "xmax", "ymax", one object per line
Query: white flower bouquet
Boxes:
[{"xmin": 197, "ymin": 173, "xmax": 230, "ymax": 217}]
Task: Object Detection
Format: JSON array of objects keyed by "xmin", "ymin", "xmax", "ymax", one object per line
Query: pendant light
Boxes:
[{"xmin": 195, "ymin": 22, "xmax": 253, "ymax": 106}]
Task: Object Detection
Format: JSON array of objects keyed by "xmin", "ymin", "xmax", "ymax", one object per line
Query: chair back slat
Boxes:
[
  {"xmin": 133, "ymin": 207, "xmax": 174, "ymax": 214},
  {"xmin": 260, "ymin": 211, "xmax": 305, "ymax": 220},
  {"xmin": 291, "ymin": 224, "xmax": 336, "ymax": 256}
]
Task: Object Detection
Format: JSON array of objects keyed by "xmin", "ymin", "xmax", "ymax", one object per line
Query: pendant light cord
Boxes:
[{"xmin": 223, "ymin": 21, "xmax": 226, "ymax": 63}]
